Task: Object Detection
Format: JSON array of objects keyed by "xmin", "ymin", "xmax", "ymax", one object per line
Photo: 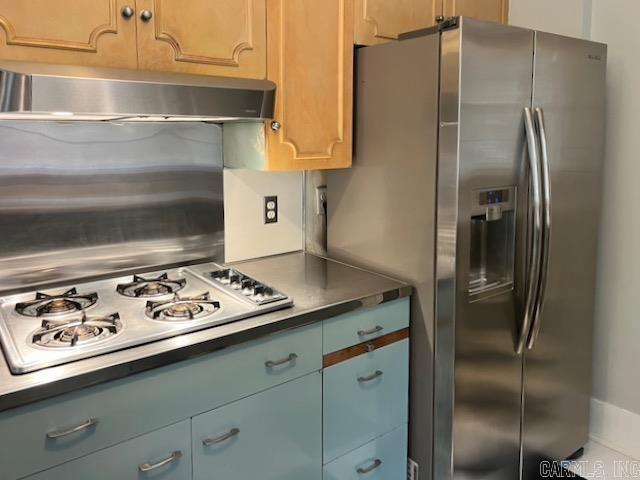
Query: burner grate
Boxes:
[
  {"xmin": 15, "ymin": 288, "xmax": 98, "ymax": 317},
  {"xmin": 145, "ymin": 293, "xmax": 220, "ymax": 322},
  {"xmin": 32, "ymin": 312, "xmax": 122, "ymax": 348},
  {"xmin": 117, "ymin": 273, "xmax": 186, "ymax": 298}
]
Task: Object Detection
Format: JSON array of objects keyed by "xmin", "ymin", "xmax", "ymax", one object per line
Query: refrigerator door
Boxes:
[
  {"xmin": 521, "ymin": 32, "xmax": 607, "ymax": 479},
  {"xmin": 436, "ymin": 18, "xmax": 535, "ymax": 480}
]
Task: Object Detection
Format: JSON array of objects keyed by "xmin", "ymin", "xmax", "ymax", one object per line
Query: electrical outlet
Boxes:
[
  {"xmin": 315, "ymin": 185, "xmax": 327, "ymax": 216},
  {"xmin": 264, "ymin": 195, "xmax": 278, "ymax": 224},
  {"xmin": 407, "ymin": 458, "xmax": 419, "ymax": 480}
]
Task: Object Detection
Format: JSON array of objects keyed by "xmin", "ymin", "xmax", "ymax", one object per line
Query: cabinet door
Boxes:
[
  {"xmin": 323, "ymin": 339, "xmax": 409, "ymax": 463},
  {"xmin": 0, "ymin": 0, "xmax": 138, "ymax": 68},
  {"xmin": 265, "ymin": 0, "xmax": 353, "ymax": 170},
  {"xmin": 25, "ymin": 420, "xmax": 191, "ymax": 480},
  {"xmin": 443, "ymin": 0, "xmax": 509, "ymax": 24},
  {"xmin": 354, "ymin": 0, "xmax": 441, "ymax": 46},
  {"xmin": 192, "ymin": 373, "xmax": 322, "ymax": 480},
  {"xmin": 323, "ymin": 425, "xmax": 408, "ymax": 480},
  {"xmin": 136, "ymin": 0, "xmax": 266, "ymax": 79}
]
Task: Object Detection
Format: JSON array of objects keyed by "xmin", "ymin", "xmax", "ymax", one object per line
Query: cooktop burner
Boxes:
[
  {"xmin": 145, "ymin": 292, "xmax": 221, "ymax": 321},
  {"xmin": 0, "ymin": 264, "xmax": 292, "ymax": 374},
  {"xmin": 117, "ymin": 273, "xmax": 186, "ymax": 298},
  {"xmin": 32, "ymin": 313, "xmax": 122, "ymax": 348},
  {"xmin": 15, "ymin": 288, "xmax": 98, "ymax": 317}
]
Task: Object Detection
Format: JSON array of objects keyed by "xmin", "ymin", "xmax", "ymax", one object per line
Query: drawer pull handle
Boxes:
[
  {"xmin": 203, "ymin": 427, "xmax": 240, "ymax": 446},
  {"xmin": 138, "ymin": 450, "xmax": 182, "ymax": 472},
  {"xmin": 265, "ymin": 353, "xmax": 298, "ymax": 368},
  {"xmin": 357, "ymin": 458, "xmax": 382, "ymax": 474},
  {"xmin": 46, "ymin": 418, "xmax": 98, "ymax": 439},
  {"xmin": 358, "ymin": 370, "xmax": 383, "ymax": 383},
  {"xmin": 358, "ymin": 325, "xmax": 383, "ymax": 337}
]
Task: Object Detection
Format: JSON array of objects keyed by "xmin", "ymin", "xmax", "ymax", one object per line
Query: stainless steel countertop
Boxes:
[{"xmin": 0, "ymin": 252, "xmax": 411, "ymax": 411}]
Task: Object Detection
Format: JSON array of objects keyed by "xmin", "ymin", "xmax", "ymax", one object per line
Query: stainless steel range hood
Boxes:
[{"xmin": 0, "ymin": 60, "xmax": 275, "ymax": 122}]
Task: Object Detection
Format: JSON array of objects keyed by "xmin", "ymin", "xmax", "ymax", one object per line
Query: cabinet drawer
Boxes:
[
  {"xmin": 323, "ymin": 298, "xmax": 409, "ymax": 354},
  {"xmin": 0, "ymin": 323, "xmax": 321, "ymax": 479},
  {"xmin": 25, "ymin": 420, "xmax": 191, "ymax": 480},
  {"xmin": 323, "ymin": 338, "xmax": 409, "ymax": 463},
  {"xmin": 323, "ymin": 424, "xmax": 408, "ymax": 480},
  {"xmin": 192, "ymin": 373, "xmax": 322, "ymax": 480}
]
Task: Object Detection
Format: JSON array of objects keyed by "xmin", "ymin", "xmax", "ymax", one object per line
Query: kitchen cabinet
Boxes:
[
  {"xmin": 443, "ymin": 0, "xmax": 509, "ymax": 24},
  {"xmin": 323, "ymin": 425, "xmax": 408, "ymax": 480},
  {"xmin": 353, "ymin": 0, "xmax": 509, "ymax": 46},
  {"xmin": 0, "ymin": 322, "xmax": 321, "ymax": 480},
  {"xmin": 323, "ymin": 297, "xmax": 409, "ymax": 353},
  {"xmin": 224, "ymin": 0, "xmax": 354, "ymax": 170},
  {"xmin": 323, "ymin": 338, "xmax": 409, "ymax": 463},
  {"xmin": 192, "ymin": 373, "xmax": 321, "ymax": 480},
  {"xmin": 0, "ymin": 300, "xmax": 409, "ymax": 480},
  {"xmin": 136, "ymin": 0, "xmax": 267, "ymax": 79},
  {"xmin": 354, "ymin": 0, "xmax": 441, "ymax": 46},
  {"xmin": 321, "ymin": 298, "xmax": 409, "ymax": 474},
  {"xmin": 0, "ymin": 0, "xmax": 266, "ymax": 79},
  {"xmin": 25, "ymin": 420, "xmax": 192, "ymax": 480},
  {"xmin": 0, "ymin": 0, "xmax": 138, "ymax": 68}
]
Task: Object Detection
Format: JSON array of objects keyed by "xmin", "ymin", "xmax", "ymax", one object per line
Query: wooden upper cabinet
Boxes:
[
  {"xmin": 0, "ymin": 0, "xmax": 138, "ymax": 68},
  {"xmin": 443, "ymin": 0, "xmax": 509, "ymax": 24},
  {"xmin": 135, "ymin": 0, "xmax": 266, "ymax": 79},
  {"xmin": 265, "ymin": 0, "xmax": 354, "ymax": 170},
  {"xmin": 354, "ymin": 0, "xmax": 441, "ymax": 46}
]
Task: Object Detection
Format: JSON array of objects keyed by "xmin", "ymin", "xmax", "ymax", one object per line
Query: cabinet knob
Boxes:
[
  {"xmin": 140, "ymin": 9, "xmax": 153, "ymax": 22},
  {"xmin": 121, "ymin": 6, "xmax": 134, "ymax": 19},
  {"xmin": 435, "ymin": 15, "xmax": 445, "ymax": 22},
  {"xmin": 270, "ymin": 121, "xmax": 282, "ymax": 132}
]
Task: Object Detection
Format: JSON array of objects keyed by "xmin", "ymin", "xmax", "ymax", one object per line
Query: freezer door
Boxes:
[
  {"xmin": 435, "ymin": 18, "xmax": 535, "ymax": 480},
  {"xmin": 521, "ymin": 32, "xmax": 607, "ymax": 479}
]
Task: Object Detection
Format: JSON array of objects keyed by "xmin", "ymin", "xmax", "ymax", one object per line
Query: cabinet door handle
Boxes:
[
  {"xmin": 357, "ymin": 459, "xmax": 382, "ymax": 474},
  {"xmin": 121, "ymin": 5, "xmax": 134, "ymax": 19},
  {"xmin": 46, "ymin": 418, "xmax": 98, "ymax": 439},
  {"xmin": 357, "ymin": 370, "xmax": 383, "ymax": 383},
  {"xmin": 265, "ymin": 353, "xmax": 298, "ymax": 369},
  {"xmin": 139, "ymin": 9, "xmax": 153, "ymax": 22},
  {"xmin": 357, "ymin": 325, "xmax": 383, "ymax": 337},
  {"xmin": 202, "ymin": 427, "xmax": 240, "ymax": 446},
  {"xmin": 138, "ymin": 450, "xmax": 182, "ymax": 472}
]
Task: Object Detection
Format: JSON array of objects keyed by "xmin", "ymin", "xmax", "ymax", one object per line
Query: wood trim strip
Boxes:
[{"xmin": 323, "ymin": 328, "xmax": 409, "ymax": 368}]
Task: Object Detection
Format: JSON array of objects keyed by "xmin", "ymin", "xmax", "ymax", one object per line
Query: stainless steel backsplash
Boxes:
[{"xmin": 0, "ymin": 121, "xmax": 224, "ymax": 293}]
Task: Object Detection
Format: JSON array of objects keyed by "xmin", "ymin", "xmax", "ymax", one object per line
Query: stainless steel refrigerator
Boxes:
[{"xmin": 327, "ymin": 17, "xmax": 606, "ymax": 480}]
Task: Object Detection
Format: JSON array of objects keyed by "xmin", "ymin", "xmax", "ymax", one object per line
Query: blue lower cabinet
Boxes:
[
  {"xmin": 323, "ymin": 424, "xmax": 408, "ymax": 480},
  {"xmin": 1, "ymin": 322, "xmax": 321, "ymax": 480},
  {"xmin": 192, "ymin": 372, "xmax": 322, "ymax": 480},
  {"xmin": 323, "ymin": 339, "xmax": 409, "ymax": 463},
  {"xmin": 323, "ymin": 299, "xmax": 410, "ymax": 354},
  {"xmin": 24, "ymin": 420, "xmax": 191, "ymax": 480}
]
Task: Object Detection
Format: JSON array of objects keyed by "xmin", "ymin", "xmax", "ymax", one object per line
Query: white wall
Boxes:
[
  {"xmin": 588, "ymin": 0, "xmax": 640, "ymax": 455},
  {"xmin": 509, "ymin": 0, "xmax": 592, "ymax": 38},
  {"xmin": 223, "ymin": 169, "xmax": 304, "ymax": 263}
]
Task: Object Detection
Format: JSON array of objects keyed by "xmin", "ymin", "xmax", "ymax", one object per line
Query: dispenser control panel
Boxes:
[{"xmin": 479, "ymin": 189, "xmax": 510, "ymax": 205}]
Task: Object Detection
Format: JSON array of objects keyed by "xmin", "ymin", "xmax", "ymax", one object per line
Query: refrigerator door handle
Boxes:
[
  {"xmin": 517, "ymin": 107, "xmax": 544, "ymax": 355},
  {"xmin": 528, "ymin": 108, "xmax": 552, "ymax": 349}
]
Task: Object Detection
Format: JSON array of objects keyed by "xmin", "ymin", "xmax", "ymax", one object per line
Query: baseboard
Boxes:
[{"xmin": 590, "ymin": 397, "xmax": 640, "ymax": 460}]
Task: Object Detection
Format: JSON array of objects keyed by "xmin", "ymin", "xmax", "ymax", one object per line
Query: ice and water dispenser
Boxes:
[{"xmin": 468, "ymin": 187, "xmax": 516, "ymax": 297}]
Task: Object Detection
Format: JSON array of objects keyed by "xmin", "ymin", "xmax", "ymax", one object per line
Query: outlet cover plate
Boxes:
[{"xmin": 264, "ymin": 195, "xmax": 278, "ymax": 224}]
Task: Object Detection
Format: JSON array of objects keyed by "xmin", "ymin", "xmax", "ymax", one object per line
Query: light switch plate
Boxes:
[{"xmin": 315, "ymin": 185, "xmax": 327, "ymax": 216}]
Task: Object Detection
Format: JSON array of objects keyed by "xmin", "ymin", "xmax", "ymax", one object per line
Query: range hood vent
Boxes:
[{"xmin": 0, "ymin": 61, "xmax": 275, "ymax": 122}]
